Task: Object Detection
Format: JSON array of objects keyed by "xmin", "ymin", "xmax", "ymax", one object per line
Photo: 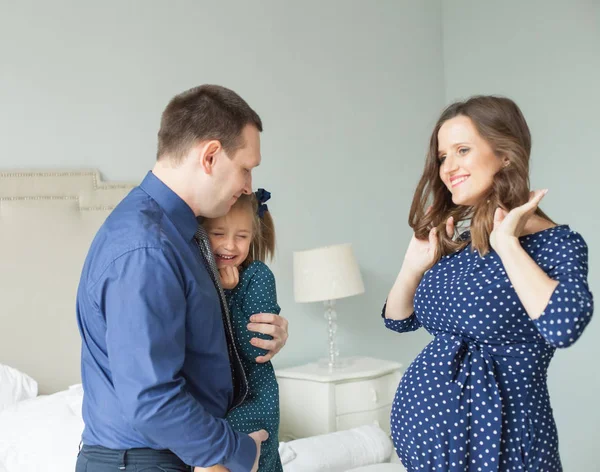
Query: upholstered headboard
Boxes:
[{"xmin": 0, "ymin": 170, "xmax": 136, "ymax": 394}]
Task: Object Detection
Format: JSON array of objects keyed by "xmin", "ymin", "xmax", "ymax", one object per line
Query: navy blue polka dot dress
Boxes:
[
  {"xmin": 225, "ymin": 261, "xmax": 282, "ymax": 472},
  {"xmin": 383, "ymin": 225, "xmax": 593, "ymax": 471}
]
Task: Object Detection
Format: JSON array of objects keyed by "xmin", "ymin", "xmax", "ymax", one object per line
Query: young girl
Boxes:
[{"xmin": 200, "ymin": 189, "xmax": 282, "ymax": 472}]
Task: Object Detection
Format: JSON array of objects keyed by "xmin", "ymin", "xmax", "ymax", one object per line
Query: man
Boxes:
[{"xmin": 76, "ymin": 85, "xmax": 289, "ymax": 472}]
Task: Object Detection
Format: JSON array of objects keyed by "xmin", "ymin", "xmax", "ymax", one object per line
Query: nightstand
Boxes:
[{"xmin": 276, "ymin": 356, "xmax": 402, "ymax": 440}]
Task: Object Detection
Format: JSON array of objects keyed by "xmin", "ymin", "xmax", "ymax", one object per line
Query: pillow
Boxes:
[
  {"xmin": 0, "ymin": 363, "xmax": 38, "ymax": 410},
  {"xmin": 279, "ymin": 425, "xmax": 393, "ymax": 472}
]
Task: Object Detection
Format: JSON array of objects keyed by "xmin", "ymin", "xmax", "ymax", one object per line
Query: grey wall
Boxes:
[
  {"xmin": 0, "ymin": 1, "xmax": 443, "ymax": 379},
  {"xmin": 442, "ymin": 1, "xmax": 600, "ymax": 469}
]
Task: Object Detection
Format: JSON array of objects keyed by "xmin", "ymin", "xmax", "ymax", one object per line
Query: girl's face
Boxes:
[{"xmin": 205, "ymin": 205, "xmax": 254, "ymax": 269}]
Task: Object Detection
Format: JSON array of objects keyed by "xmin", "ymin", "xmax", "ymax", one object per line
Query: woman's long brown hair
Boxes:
[{"xmin": 409, "ymin": 95, "xmax": 553, "ymax": 263}]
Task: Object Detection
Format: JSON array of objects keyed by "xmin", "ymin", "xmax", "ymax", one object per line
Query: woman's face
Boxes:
[{"xmin": 437, "ymin": 115, "xmax": 507, "ymax": 207}]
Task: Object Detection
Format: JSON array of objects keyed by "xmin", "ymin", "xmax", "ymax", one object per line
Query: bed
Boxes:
[{"xmin": 0, "ymin": 169, "xmax": 405, "ymax": 472}]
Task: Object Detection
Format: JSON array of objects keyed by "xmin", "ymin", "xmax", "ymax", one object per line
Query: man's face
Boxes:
[{"xmin": 206, "ymin": 124, "xmax": 261, "ymax": 218}]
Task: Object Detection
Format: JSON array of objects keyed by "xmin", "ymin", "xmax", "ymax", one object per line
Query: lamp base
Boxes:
[{"xmin": 317, "ymin": 356, "xmax": 354, "ymax": 372}]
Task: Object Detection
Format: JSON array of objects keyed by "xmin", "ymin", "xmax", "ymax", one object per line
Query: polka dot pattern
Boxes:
[
  {"xmin": 225, "ymin": 261, "xmax": 282, "ymax": 472},
  {"xmin": 383, "ymin": 225, "xmax": 593, "ymax": 471}
]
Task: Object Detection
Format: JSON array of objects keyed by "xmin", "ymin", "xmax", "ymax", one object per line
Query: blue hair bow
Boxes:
[{"xmin": 255, "ymin": 188, "xmax": 271, "ymax": 218}]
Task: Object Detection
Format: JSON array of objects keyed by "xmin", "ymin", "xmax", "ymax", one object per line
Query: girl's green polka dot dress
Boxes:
[{"xmin": 225, "ymin": 261, "xmax": 283, "ymax": 472}]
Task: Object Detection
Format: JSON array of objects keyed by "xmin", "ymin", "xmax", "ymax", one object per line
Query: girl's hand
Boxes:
[{"xmin": 219, "ymin": 266, "xmax": 239, "ymax": 289}]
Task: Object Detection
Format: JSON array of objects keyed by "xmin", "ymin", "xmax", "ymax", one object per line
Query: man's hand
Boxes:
[
  {"xmin": 192, "ymin": 429, "xmax": 268, "ymax": 472},
  {"xmin": 249, "ymin": 429, "xmax": 269, "ymax": 472},
  {"xmin": 247, "ymin": 313, "xmax": 289, "ymax": 363},
  {"xmin": 194, "ymin": 465, "xmax": 229, "ymax": 472}
]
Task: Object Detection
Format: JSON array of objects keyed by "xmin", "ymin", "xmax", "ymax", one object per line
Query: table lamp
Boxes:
[{"xmin": 293, "ymin": 243, "xmax": 365, "ymax": 370}]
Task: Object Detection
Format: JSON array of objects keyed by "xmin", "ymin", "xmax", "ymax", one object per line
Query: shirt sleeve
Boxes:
[
  {"xmin": 95, "ymin": 246, "xmax": 256, "ymax": 471},
  {"xmin": 239, "ymin": 262, "xmax": 281, "ymax": 360},
  {"xmin": 381, "ymin": 301, "xmax": 422, "ymax": 333},
  {"xmin": 533, "ymin": 231, "xmax": 594, "ymax": 348}
]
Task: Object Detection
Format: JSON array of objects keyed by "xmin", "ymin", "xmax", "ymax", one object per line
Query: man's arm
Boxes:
[{"xmin": 96, "ymin": 246, "xmax": 256, "ymax": 471}]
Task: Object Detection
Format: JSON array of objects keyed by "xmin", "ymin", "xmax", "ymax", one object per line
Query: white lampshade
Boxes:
[{"xmin": 293, "ymin": 243, "xmax": 365, "ymax": 303}]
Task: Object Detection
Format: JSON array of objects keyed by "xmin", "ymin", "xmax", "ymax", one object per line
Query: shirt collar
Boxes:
[{"xmin": 139, "ymin": 171, "xmax": 198, "ymax": 242}]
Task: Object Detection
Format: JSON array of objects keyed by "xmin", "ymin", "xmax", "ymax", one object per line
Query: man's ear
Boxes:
[{"xmin": 198, "ymin": 140, "xmax": 222, "ymax": 175}]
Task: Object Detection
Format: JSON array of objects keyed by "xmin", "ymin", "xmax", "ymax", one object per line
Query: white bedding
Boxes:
[
  {"xmin": 0, "ymin": 386, "xmax": 405, "ymax": 472},
  {"xmin": 0, "ymin": 385, "xmax": 83, "ymax": 472},
  {"xmin": 0, "ymin": 364, "xmax": 38, "ymax": 412}
]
